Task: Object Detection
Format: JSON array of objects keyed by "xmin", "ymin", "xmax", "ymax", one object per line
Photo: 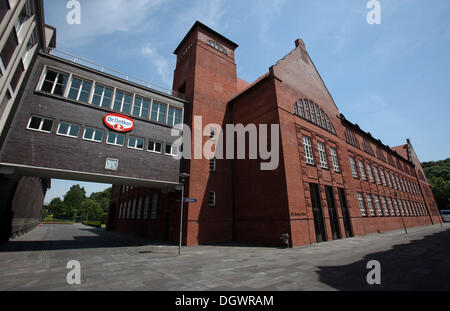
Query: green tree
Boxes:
[
  {"xmin": 47, "ymin": 197, "xmax": 68, "ymax": 219},
  {"xmin": 428, "ymin": 176, "xmax": 450, "ymax": 211},
  {"xmin": 89, "ymin": 187, "xmax": 111, "ymax": 212},
  {"xmin": 79, "ymin": 199, "xmax": 103, "ymax": 221}
]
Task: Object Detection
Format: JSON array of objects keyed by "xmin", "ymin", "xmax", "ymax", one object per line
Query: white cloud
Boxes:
[
  {"xmin": 57, "ymin": 0, "xmax": 169, "ymax": 47},
  {"xmin": 141, "ymin": 44, "xmax": 173, "ymax": 88},
  {"xmin": 170, "ymin": 0, "xmax": 228, "ymax": 38}
]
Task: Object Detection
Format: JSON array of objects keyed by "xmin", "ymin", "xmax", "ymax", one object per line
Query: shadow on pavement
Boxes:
[
  {"xmin": 0, "ymin": 226, "xmax": 173, "ymax": 253},
  {"xmin": 317, "ymin": 227, "xmax": 450, "ymax": 291}
]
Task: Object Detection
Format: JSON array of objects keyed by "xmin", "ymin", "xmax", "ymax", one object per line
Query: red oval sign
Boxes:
[{"xmin": 104, "ymin": 113, "xmax": 135, "ymax": 133}]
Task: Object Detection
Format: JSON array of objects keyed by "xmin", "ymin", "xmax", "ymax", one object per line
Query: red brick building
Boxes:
[{"xmin": 109, "ymin": 21, "xmax": 441, "ymax": 247}]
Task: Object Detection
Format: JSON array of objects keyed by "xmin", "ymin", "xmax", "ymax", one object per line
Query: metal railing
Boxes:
[{"xmin": 45, "ymin": 48, "xmax": 185, "ymax": 100}]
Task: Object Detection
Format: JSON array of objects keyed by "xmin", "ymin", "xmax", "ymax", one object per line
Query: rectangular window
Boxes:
[
  {"xmin": 392, "ymin": 198, "xmax": 400, "ymax": 216},
  {"xmin": 27, "ymin": 116, "xmax": 53, "ymax": 133},
  {"xmin": 366, "ymin": 194, "xmax": 375, "ymax": 216},
  {"xmin": 147, "ymin": 140, "xmax": 162, "ymax": 153},
  {"xmin": 380, "ymin": 168, "xmax": 387, "ymax": 187},
  {"xmin": 330, "ymin": 147, "xmax": 340, "ymax": 172},
  {"xmin": 92, "ymin": 84, "xmax": 113, "ymax": 108},
  {"xmin": 318, "ymin": 142, "xmax": 328, "ymax": 169},
  {"xmin": 385, "ymin": 171, "xmax": 393, "ymax": 188},
  {"xmin": 358, "ymin": 160, "xmax": 367, "ymax": 180},
  {"xmin": 208, "ymin": 191, "xmax": 216, "ymax": 206},
  {"xmin": 165, "ymin": 143, "xmax": 178, "ymax": 156},
  {"xmin": 387, "ymin": 197, "xmax": 395, "ymax": 216},
  {"xmin": 132, "ymin": 96, "xmax": 150, "ymax": 118},
  {"xmin": 68, "ymin": 77, "xmax": 92, "ymax": 103},
  {"xmin": 373, "ymin": 195, "xmax": 383, "ymax": 216},
  {"xmin": 57, "ymin": 122, "xmax": 80, "ymax": 138},
  {"xmin": 128, "ymin": 136, "xmax": 144, "ymax": 150},
  {"xmin": 151, "ymin": 193, "xmax": 158, "ymax": 219},
  {"xmin": 40, "ymin": 69, "xmax": 68, "ymax": 96},
  {"xmin": 366, "ymin": 164, "xmax": 375, "ymax": 183},
  {"xmin": 397, "ymin": 199, "xmax": 405, "ymax": 216},
  {"xmin": 150, "ymin": 101, "xmax": 167, "ymax": 123},
  {"xmin": 372, "ymin": 166, "xmax": 381, "ymax": 184},
  {"xmin": 83, "ymin": 127, "xmax": 104, "ymax": 142},
  {"xmin": 107, "ymin": 132, "xmax": 125, "ymax": 146},
  {"xmin": 167, "ymin": 107, "xmax": 182, "ymax": 126},
  {"xmin": 357, "ymin": 192, "xmax": 367, "ymax": 217},
  {"xmin": 349, "ymin": 156, "xmax": 358, "ymax": 178},
  {"xmin": 302, "ymin": 135, "xmax": 314, "ymax": 165},
  {"xmin": 113, "ymin": 90, "xmax": 132, "ymax": 114},
  {"xmin": 380, "ymin": 196, "xmax": 389, "ymax": 216},
  {"xmin": 210, "ymin": 158, "xmax": 216, "ymax": 172},
  {"xmin": 143, "ymin": 195, "xmax": 150, "ymax": 220}
]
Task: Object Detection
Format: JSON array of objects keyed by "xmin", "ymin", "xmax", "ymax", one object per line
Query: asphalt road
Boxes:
[{"xmin": 0, "ymin": 222, "xmax": 449, "ymax": 291}]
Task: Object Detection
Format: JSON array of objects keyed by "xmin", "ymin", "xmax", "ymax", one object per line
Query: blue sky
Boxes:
[{"xmin": 42, "ymin": 0, "xmax": 450, "ymax": 202}]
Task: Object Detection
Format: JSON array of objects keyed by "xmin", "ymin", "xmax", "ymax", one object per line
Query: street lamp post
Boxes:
[{"xmin": 178, "ymin": 173, "xmax": 190, "ymax": 256}]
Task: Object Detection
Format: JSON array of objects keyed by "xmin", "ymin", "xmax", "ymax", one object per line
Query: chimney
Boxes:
[{"xmin": 295, "ymin": 39, "xmax": 305, "ymax": 49}]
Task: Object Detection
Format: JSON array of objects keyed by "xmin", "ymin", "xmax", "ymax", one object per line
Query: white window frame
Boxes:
[
  {"xmin": 380, "ymin": 168, "xmax": 387, "ymax": 187},
  {"xmin": 373, "ymin": 195, "xmax": 383, "ymax": 216},
  {"xmin": 91, "ymin": 83, "xmax": 113, "ymax": 108},
  {"xmin": 106, "ymin": 132, "xmax": 125, "ymax": 147},
  {"xmin": 56, "ymin": 121, "xmax": 80, "ymax": 138},
  {"xmin": 349, "ymin": 156, "xmax": 358, "ymax": 178},
  {"xmin": 373, "ymin": 166, "xmax": 381, "ymax": 185},
  {"xmin": 380, "ymin": 196, "xmax": 389, "ymax": 216},
  {"xmin": 67, "ymin": 76, "xmax": 93, "ymax": 103},
  {"xmin": 127, "ymin": 136, "xmax": 144, "ymax": 150},
  {"xmin": 132, "ymin": 96, "xmax": 150, "ymax": 118},
  {"xmin": 164, "ymin": 143, "xmax": 178, "ymax": 156},
  {"xmin": 147, "ymin": 139, "xmax": 162, "ymax": 153},
  {"xmin": 82, "ymin": 127, "xmax": 104, "ymax": 143},
  {"xmin": 358, "ymin": 160, "xmax": 367, "ymax": 180},
  {"xmin": 150, "ymin": 101, "xmax": 167, "ymax": 123},
  {"xmin": 167, "ymin": 106, "xmax": 182, "ymax": 126},
  {"xmin": 26, "ymin": 115, "xmax": 53, "ymax": 133},
  {"xmin": 302, "ymin": 135, "xmax": 314, "ymax": 165},
  {"xmin": 366, "ymin": 163, "xmax": 375, "ymax": 183},
  {"xmin": 366, "ymin": 194, "xmax": 375, "ymax": 216},
  {"xmin": 330, "ymin": 147, "xmax": 340, "ymax": 172},
  {"xmin": 357, "ymin": 192, "xmax": 367, "ymax": 217},
  {"xmin": 317, "ymin": 141, "xmax": 328, "ymax": 169},
  {"xmin": 113, "ymin": 90, "xmax": 133, "ymax": 113},
  {"xmin": 39, "ymin": 67, "xmax": 69, "ymax": 96}
]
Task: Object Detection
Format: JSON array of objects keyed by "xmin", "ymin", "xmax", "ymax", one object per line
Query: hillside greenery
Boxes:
[{"xmin": 422, "ymin": 158, "xmax": 450, "ymax": 211}]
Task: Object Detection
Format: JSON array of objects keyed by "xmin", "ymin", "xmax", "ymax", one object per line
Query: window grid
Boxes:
[
  {"xmin": 349, "ymin": 156, "xmax": 358, "ymax": 178},
  {"xmin": 147, "ymin": 140, "xmax": 162, "ymax": 153},
  {"xmin": 67, "ymin": 77, "xmax": 93, "ymax": 103},
  {"xmin": 330, "ymin": 147, "xmax": 340, "ymax": 172},
  {"xmin": 358, "ymin": 160, "xmax": 367, "ymax": 180},
  {"xmin": 373, "ymin": 195, "xmax": 383, "ymax": 216},
  {"xmin": 303, "ymin": 136, "xmax": 314, "ymax": 165},
  {"xmin": 83, "ymin": 127, "xmax": 104, "ymax": 143},
  {"xmin": 366, "ymin": 194, "xmax": 375, "ymax": 216},
  {"xmin": 366, "ymin": 164, "xmax": 375, "ymax": 183},
  {"xmin": 373, "ymin": 166, "xmax": 381, "ymax": 185},
  {"xmin": 208, "ymin": 191, "xmax": 216, "ymax": 206},
  {"xmin": 318, "ymin": 142, "xmax": 328, "ymax": 169},
  {"xmin": 57, "ymin": 122, "xmax": 80, "ymax": 138},
  {"xmin": 27, "ymin": 116, "xmax": 53, "ymax": 133},
  {"xmin": 357, "ymin": 193, "xmax": 367, "ymax": 217}
]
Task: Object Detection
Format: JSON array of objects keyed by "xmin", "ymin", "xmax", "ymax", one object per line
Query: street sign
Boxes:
[{"xmin": 184, "ymin": 198, "xmax": 197, "ymax": 203}]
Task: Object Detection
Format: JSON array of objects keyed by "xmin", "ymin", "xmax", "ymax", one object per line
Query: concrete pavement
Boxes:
[{"xmin": 0, "ymin": 222, "xmax": 449, "ymax": 291}]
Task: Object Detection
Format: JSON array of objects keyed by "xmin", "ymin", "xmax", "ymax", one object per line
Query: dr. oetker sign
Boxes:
[{"xmin": 104, "ymin": 113, "xmax": 135, "ymax": 132}]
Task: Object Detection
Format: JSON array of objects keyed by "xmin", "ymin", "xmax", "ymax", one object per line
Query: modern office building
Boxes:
[
  {"xmin": 108, "ymin": 21, "xmax": 441, "ymax": 247},
  {"xmin": 0, "ymin": 0, "xmax": 55, "ymax": 240}
]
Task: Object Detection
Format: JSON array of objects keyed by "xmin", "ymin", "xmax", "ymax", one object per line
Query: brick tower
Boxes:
[{"xmin": 172, "ymin": 21, "xmax": 238, "ymax": 245}]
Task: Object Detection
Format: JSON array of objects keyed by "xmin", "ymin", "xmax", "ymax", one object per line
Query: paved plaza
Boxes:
[{"xmin": 0, "ymin": 222, "xmax": 449, "ymax": 291}]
